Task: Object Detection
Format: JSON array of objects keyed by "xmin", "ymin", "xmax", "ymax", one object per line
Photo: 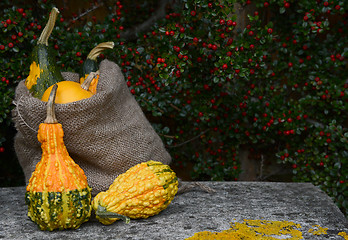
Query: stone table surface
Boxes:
[{"xmin": 0, "ymin": 182, "xmax": 347, "ymax": 240}]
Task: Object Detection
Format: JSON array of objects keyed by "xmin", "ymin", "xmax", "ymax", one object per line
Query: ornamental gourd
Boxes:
[
  {"xmin": 25, "ymin": 84, "xmax": 92, "ymax": 231},
  {"xmin": 79, "ymin": 41, "xmax": 114, "ymax": 94},
  {"xmin": 25, "ymin": 7, "xmax": 65, "ymax": 99},
  {"xmin": 41, "ymin": 75, "xmax": 94, "ymax": 104},
  {"xmin": 92, "ymin": 161, "xmax": 178, "ymax": 225}
]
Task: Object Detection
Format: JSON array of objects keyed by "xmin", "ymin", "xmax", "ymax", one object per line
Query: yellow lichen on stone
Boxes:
[
  {"xmin": 185, "ymin": 219, "xmax": 303, "ymax": 240},
  {"xmin": 25, "ymin": 62, "xmax": 42, "ymax": 89},
  {"xmin": 338, "ymin": 232, "xmax": 348, "ymax": 240},
  {"xmin": 308, "ymin": 225, "xmax": 328, "ymax": 235},
  {"xmin": 186, "ymin": 219, "xmax": 348, "ymax": 240}
]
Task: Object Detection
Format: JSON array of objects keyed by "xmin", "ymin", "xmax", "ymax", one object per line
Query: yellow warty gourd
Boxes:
[{"xmin": 92, "ymin": 161, "xmax": 178, "ymax": 225}]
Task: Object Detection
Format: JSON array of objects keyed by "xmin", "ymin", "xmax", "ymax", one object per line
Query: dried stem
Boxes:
[
  {"xmin": 44, "ymin": 84, "xmax": 58, "ymax": 124},
  {"xmin": 81, "ymin": 71, "xmax": 99, "ymax": 91},
  {"xmin": 87, "ymin": 42, "xmax": 114, "ymax": 61},
  {"xmin": 38, "ymin": 7, "xmax": 59, "ymax": 46}
]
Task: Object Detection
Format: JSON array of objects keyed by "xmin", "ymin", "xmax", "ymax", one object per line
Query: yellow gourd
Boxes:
[
  {"xmin": 92, "ymin": 161, "xmax": 178, "ymax": 225},
  {"xmin": 41, "ymin": 74, "xmax": 94, "ymax": 103}
]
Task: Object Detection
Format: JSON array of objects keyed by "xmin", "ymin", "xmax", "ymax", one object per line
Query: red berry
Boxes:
[
  {"xmin": 0, "ymin": 45, "xmax": 4, "ymax": 50},
  {"xmin": 76, "ymin": 52, "xmax": 82, "ymax": 57},
  {"xmin": 8, "ymin": 42, "xmax": 14, "ymax": 48},
  {"xmin": 264, "ymin": 2, "xmax": 269, "ymax": 7},
  {"xmin": 191, "ymin": 10, "xmax": 196, "ymax": 16},
  {"xmin": 267, "ymin": 28, "xmax": 273, "ymax": 34}
]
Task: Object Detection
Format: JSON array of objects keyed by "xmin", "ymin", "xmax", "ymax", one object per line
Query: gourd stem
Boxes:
[
  {"xmin": 38, "ymin": 7, "xmax": 59, "ymax": 46},
  {"xmin": 87, "ymin": 42, "xmax": 114, "ymax": 61},
  {"xmin": 44, "ymin": 84, "xmax": 58, "ymax": 124},
  {"xmin": 96, "ymin": 205, "xmax": 130, "ymax": 224},
  {"xmin": 81, "ymin": 70, "xmax": 99, "ymax": 91}
]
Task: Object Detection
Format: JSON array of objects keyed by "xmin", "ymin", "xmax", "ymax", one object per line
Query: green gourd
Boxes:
[
  {"xmin": 79, "ymin": 42, "xmax": 114, "ymax": 94},
  {"xmin": 25, "ymin": 7, "xmax": 65, "ymax": 99},
  {"xmin": 80, "ymin": 41, "xmax": 114, "ymax": 79}
]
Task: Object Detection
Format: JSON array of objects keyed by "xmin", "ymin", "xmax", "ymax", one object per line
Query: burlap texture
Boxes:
[{"xmin": 12, "ymin": 59, "xmax": 171, "ymax": 195}]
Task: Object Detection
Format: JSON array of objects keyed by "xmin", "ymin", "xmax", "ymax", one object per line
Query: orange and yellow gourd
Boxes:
[{"xmin": 25, "ymin": 85, "xmax": 92, "ymax": 231}]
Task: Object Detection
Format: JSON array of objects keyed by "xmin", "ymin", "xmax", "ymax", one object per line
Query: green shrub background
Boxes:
[{"xmin": 0, "ymin": 0, "xmax": 347, "ymax": 215}]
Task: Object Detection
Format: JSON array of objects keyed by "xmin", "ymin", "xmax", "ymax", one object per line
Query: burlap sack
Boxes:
[{"xmin": 12, "ymin": 59, "xmax": 171, "ymax": 195}]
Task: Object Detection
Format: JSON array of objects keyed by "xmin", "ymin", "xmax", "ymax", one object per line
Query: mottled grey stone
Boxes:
[{"xmin": 0, "ymin": 182, "xmax": 347, "ymax": 239}]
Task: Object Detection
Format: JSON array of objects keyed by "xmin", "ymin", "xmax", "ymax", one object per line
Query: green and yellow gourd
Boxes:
[
  {"xmin": 25, "ymin": 7, "xmax": 65, "ymax": 99},
  {"xmin": 92, "ymin": 161, "xmax": 178, "ymax": 225},
  {"xmin": 79, "ymin": 41, "xmax": 114, "ymax": 94},
  {"xmin": 25, "ymin": 84, "xmax": 92, "ymax": 231}
]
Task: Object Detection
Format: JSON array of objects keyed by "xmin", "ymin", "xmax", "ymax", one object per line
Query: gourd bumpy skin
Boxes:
[
  {"xmin": 92, "ymin": 161, "xmax": 178, "ymax": 225},
  {"xmin": 25, "ymin": 123, "xmax": 91, "ymax": 231}
]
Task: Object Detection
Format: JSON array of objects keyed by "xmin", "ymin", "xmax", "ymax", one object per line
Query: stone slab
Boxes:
[{"xmin": 0, "ymin": 182, "xmax": 347, "ymax": 239}]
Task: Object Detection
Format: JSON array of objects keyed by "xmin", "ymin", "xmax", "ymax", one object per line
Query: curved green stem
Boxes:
[{"xmin": 96, "ymin": 205, "xmax": 130, "ymax": 224}]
